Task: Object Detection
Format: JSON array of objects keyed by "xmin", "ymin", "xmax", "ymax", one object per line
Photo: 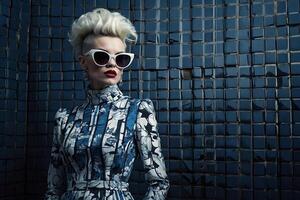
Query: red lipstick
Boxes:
[{"xmin": 104, "ymin": 70, "xmax": 117, "ymax": 78}]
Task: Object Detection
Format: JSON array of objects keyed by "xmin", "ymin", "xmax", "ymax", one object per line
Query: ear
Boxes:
[{"xmin": 78, "ymin": 55, "xmax": 87, "ymax": 70}]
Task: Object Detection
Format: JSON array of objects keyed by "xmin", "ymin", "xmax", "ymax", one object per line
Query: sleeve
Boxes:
[
  {"xmin": 44, "ymin": 108, "xmax": 68, "ymax": 200},
  {"xmin": 135, "ymin": 99, "xmax": 170, "ymax": 200}
]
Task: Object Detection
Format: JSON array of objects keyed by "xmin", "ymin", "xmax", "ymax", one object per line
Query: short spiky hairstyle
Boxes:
[{"xmin": 68, "ymin": 8, "xmax": 137, "ymax": 57}]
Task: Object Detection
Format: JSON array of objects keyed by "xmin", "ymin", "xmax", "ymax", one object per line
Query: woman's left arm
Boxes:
[
  {"xmin": 135, "ymin": 99, "xmax": 170, "ymax": 200},
  {"xmin": 44, "ymin": 108, "xmax": 68, "ymax": 200}
]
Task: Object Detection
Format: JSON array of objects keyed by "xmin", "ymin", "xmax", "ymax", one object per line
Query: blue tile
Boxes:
[
  {"xmin": 252, "ymin": 39, "xmax": 264, "ymax": 52},
  {"xmin": 253, "ymin": 3, "xmax": 263, "ymax": 15},
  {"xmin": 291, "ymin": 52, "xmax": 300, "ymax": 62},
  {"xmin": 225, "ymin": 54, "xmax": 237, "ymax": 65},
  {"xmin": 292, "ymin": 100, "xmax": 300, "ymax": 110},
  {"xmin": 290, "ymin": 37, "xmax": 300, "ymax": 50},
  {"xmin": 264, "ymin": 16, "xmax": 274, "ymax": 26},
  {"xmin": 277, "ymin": 1, "xmax": 287, "ymax": 13},
  {"xmin": 289, "ymin": 13, "xmax": 300, "ymax": 25}
]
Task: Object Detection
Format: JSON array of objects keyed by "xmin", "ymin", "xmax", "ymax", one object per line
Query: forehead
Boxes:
[{"xmin": 83, "ymin": 35, "xmax": 126, "ymax": 53}]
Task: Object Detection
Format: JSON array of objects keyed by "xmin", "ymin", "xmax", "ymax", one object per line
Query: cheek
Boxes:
[
  {"xmin": 86, "ymin": 66, "xmax": 102, "ymax": 78},
  {"xmin": 86, "ymin": 60, "xmax": 101, "ymax": 73},
  {"xmin": 118, "ymin": 71, "xmax": 123, "ymax": 78}
]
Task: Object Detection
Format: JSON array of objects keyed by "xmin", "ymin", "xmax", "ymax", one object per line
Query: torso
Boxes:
[{"xmin": 59, "ymin": 96, "xmax": 141, "ymax": 199}]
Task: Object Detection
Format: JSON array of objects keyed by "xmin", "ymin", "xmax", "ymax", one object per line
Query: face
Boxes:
[{"xmin": 79, "ymin": 35, "xmax": 126, "ymax": 90}]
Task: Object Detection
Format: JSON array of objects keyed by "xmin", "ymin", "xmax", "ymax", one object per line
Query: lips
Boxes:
[{"xmin": 104, "ymin": 70, "xmax": 117, "ymax": 78}]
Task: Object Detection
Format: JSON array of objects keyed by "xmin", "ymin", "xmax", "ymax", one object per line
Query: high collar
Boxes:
[{"xmin": 86, "ymin": 84, "xmax": 123, "ymax": 105}]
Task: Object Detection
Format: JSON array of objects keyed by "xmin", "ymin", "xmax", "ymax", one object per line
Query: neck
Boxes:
[
  {"xmin": 89, "ymin": 81, "xmax": 110, "ymax": 90},
  {"xmin": 86, "ymin": 83, "xmax": 123, "ymax": 105}
]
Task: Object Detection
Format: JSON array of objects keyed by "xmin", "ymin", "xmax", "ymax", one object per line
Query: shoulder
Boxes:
[
  {"xmin": 54, "ymin": 107, "xmax": 69, "ymax": 122},
  {"xmin": 120, "ymin": 96, "xmax": 157, "ymax": 116},
  {"xmin": 126, "ymin": 97, "xmax": 155, "ymax": 110},
  {"xmin": 53, "ymin": 103, "xmax": 82, "ymax": 129},
  {"xmin": 138, "ymin": 98, "xmax": 155, "ymax": 110},
  {"xmin": 134, "ymin": 98, "xmax": 156, "ymax": 117},
  {"xmin": 135, "ymin": 99, "xmax": 158, "ymax": 130}
]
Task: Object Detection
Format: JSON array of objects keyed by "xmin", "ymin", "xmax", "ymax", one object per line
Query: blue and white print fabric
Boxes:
[{"xmin": 44, "ymin": 84, "xmax": 169, "ymax": 200}]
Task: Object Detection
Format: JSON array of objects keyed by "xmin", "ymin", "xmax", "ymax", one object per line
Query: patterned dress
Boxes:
[{"xmin": 44, "ymin": 84, "xmax": 169, "ymax": 200}]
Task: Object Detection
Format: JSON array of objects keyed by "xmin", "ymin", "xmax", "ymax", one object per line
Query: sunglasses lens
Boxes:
[
  {"xmin": 93, "ymin": 51, "xmax": 109, "ymax": 65},
  {"xmin": 116, "ymin": 54, "xmax": 131, "ymax": 68}
]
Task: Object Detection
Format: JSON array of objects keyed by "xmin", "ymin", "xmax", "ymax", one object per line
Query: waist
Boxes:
[{"xmin": 73, "ymin": 180, "xmax": 129, "ymax": 191}]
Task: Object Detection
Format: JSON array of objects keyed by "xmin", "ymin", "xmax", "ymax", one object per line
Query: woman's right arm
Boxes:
[
  {"xmin": 135, "ymin": 99, "xmax": 170, "ymax": 200},
  {"xmin": 44, "ymin": 108, "xmax": 68, "ymax": 200}
]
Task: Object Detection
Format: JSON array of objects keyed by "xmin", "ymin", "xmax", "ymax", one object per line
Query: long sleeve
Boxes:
[
  {"xmin": 44, "ymin": 108, "xmax": 68, "ymax": 200},
  {"xmin": 135, "ymin": 99, "xmax": 170, "ymax": 200}
]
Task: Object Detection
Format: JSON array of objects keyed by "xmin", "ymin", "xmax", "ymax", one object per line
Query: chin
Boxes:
[
  {"xmin": 105, "ymin": 79, "xmax": 119, "ymax": 85},
  {"xmin": 94, "ymin": 79, "xmax": 120, "ymax": 87}
]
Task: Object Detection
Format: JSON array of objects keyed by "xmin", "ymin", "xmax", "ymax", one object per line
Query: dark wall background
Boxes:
[
  {"xmin": 0, "ymin": 0, "xmax": 30, "ymax": 199},
  {"xmin": 0, "ymin": 0, "xmax": 300, "ymax": 199}
]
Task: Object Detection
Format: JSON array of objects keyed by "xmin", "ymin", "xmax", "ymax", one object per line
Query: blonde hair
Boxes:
[{"xmin": 68, "ymin": 8, "xmax": 137, "ymax": 57}]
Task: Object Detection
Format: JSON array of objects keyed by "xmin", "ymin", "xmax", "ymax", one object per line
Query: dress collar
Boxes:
[{"xmin": 86, "ymin": 84, "xmax": 123, "ymax": 105}]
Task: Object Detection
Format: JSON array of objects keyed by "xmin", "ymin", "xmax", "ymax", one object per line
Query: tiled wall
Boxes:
[
  {"xmin": 0, "ymin": 1, "xmax": 30, "ymax": 200},
  {"xmin": 1, "ymin": 0, "xmax": 300, "ymax": 199}
]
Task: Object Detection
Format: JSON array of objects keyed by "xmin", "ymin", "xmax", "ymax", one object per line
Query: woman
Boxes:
[{"xmin": 44, "ymin": 8, "xmax": 169, "ymax": 200}]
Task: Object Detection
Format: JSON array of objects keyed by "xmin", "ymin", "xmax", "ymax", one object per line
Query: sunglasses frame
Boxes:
[{"xmin": 84, "ymin": 49, "xmax": 134, "ymax": 69}]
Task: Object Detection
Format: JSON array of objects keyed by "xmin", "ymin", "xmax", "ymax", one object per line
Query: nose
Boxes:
[{"xmin": 106, "ymin": 57, "xmax": 117, "ymax": 68}]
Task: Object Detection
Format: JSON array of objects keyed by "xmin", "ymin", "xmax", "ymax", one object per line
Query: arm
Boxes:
[
  {"xmin": 136, "ymin": 99, "xmax": 170, "ymax": 200},
  {"xmin": 44, "ymin": 108, "xmax": 68, "ymax": 200}
]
